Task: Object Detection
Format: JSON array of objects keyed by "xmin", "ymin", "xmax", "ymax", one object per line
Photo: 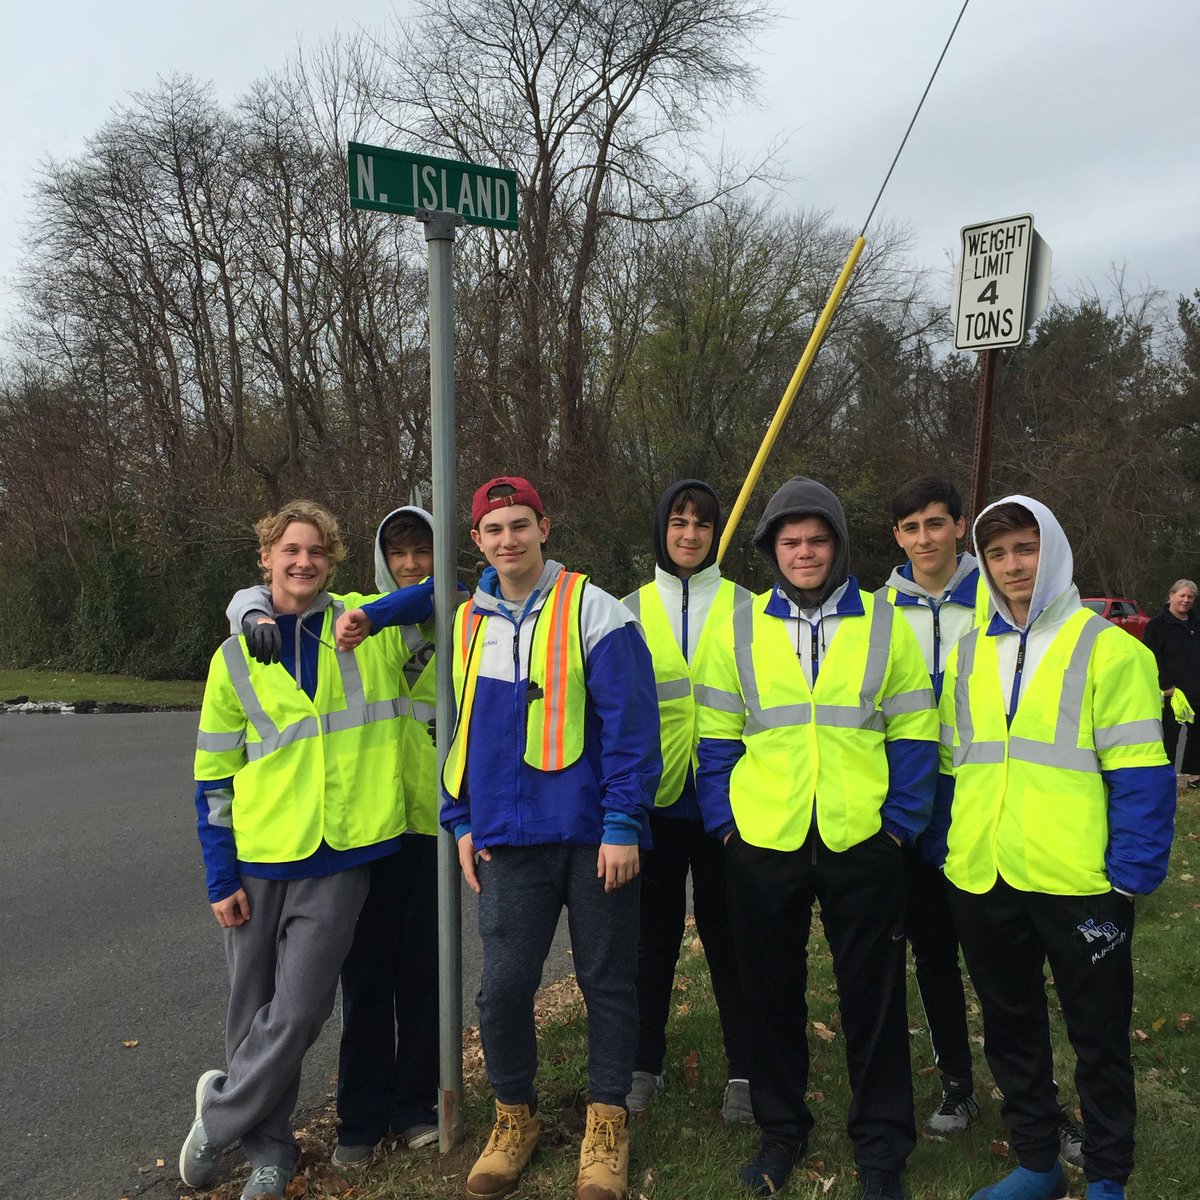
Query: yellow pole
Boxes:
[{"xmin": 717, "ymin": 235, "xmax": 867, "ymax": 563}]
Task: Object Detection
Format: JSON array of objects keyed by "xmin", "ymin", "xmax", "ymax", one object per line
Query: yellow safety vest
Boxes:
[
  {"xmin": 695, "ymin": 590, "xmax": 935, "ymax": 851},
  {"xmin": 941, "ymin": 609, "xmax": 1168, "ymax": 895},
  {"xmin": 194, "ymin": 598, "xmax": 408, "ymax": 863},
  {"xmin": 442, "ymin": 572, "xmax": 589, "ymax": 799},
  {"xmin": 398, "ymin": 622, "xmax": 440, "ymax": 836},
  {"xmin": 624, "ymin": 577, "xmax": 750, "ymax": 807}
]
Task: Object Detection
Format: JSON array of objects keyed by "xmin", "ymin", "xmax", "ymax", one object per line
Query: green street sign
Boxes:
[{"xmin": 347, "ymin": 141, "xmax": 518, "ymax": 231}]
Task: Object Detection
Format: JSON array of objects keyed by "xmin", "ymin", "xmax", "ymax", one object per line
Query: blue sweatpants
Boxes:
[{"xmin": 475, "ymin": 844, "xmax": 640, "ymax": 1109}]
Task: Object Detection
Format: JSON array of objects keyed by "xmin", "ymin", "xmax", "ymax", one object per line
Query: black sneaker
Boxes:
[
  {"xmin": 860, "ymin": 1169, "xmax": 906, "ymax": 1200},
  {"xmin": 739, "ymin": 1141, "xmax": 800, "ymax": 1196},
  {"xmin": 923, "ymin": 1084, "xmax": 979, "ymax": 1137}
]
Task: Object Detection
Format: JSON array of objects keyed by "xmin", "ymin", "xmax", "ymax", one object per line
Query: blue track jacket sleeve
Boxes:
[
  {"xmin": 585, "ymin": 624, "xmax": 662, "ymax": 839},
  {"xmin": 696, "ymin": 738, "xmax": 744, "ymax": 840},
  {"xmin": 1103, "ymin": 764, "xmax": 1176, "ymax": 894},
  {"xmin": 882, "ymin": 739, "xmax": 938, "ymax": 845},
  {"xmin": 921, "ymin": 772, "xmax": 954, "ymax": 868},
  {"xmin": 359, "ymin": 580, "xmax": 436, "ymax": 629},
  {"xmin": 194, "ymin": 777, "xmax": 240, "ymax": 903}
]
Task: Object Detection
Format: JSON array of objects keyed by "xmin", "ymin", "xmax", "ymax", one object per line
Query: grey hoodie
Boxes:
[{"xmin": 752, "ymin": 476, "xmax": 851, "ymax": 608}]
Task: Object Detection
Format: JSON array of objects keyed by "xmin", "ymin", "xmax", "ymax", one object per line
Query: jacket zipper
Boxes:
[
  {"xmin": 1008, "ymin": 631, "xmax": 1028, "ymax": 727},
  {"xmin": 511, "ymin": 610, "xmax": 525, "ymax": 844},
  {"xmin": 681, "ymin": 579, "xmax": 690, "ymax": 660}
]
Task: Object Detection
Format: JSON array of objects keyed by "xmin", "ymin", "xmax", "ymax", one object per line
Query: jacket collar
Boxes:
[{"xmin": 764, "ymin": 576, "xmax": 863, "ymax": 620}]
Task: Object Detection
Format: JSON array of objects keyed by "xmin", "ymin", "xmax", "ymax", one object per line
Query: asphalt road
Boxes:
[{"xmin": 0, "ymin": 712, "xmax": 573, "ymax": 1200}]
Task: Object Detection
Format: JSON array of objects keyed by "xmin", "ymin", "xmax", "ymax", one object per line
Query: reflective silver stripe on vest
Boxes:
[
  {"xmin": 955, "ymin": 741, "xmax": 1006, "ymax": 766},
  {"xmin": 1093, "ymin": 717, "xmax": 1162, "ymax": 750},
  {"xmin": 197, "ymin": 729, "xmax": 246, "ymax": 753},
  {"xmin": 749, "ymin": 704, "xmax": 814, "ymax": 732},
  {"xmin": 694, "ymin": 684, "xmax": 743, "ymax": 714},
  {"xmin": 410, "ymin": 699, "xmax": 437, "ymax": 723},
  {"xmin": 881, "ymin": 687, "xmax": 935, "ymax": 718},
  {"xmin": 622, "ymin": 591, "xmax": 641, "ymax": 621},
  {"xmin": 222, "ymin": 639, "xmax": 280, "ymax": 741},
  {"xmin": 332, "ymin": 601, "xmax": 368, "ymax": 710},
  {"xmin": 950, "ymin": 629, "xmax": 1007, "ymax": 767},
  {"xmin": 1008, "ymin": 736, "xmax": 1098, "ymax": 772},
  {"xmin": 656, "ymin": 677, "xmax": 691, "ymax": 702},
  {"xmin": 940, "ymin": 722, "xmax": 955, "ymax": 748},
  {"xmin": 733, "ymin": 592, "xmax": 891, "ymax": 736},
  {"xmin": 953, "ymin": 615, "xmax": 1107, "ymax": 774},
  {"xmin": 206, "ymin": 787, "xmax": 234, "ymax": 828},
  {"xmin": 815, "ymin": 703, "xmax": 883, "ymax": 732},
  {"xmin": 861, "ymin": 598, "xmax": 894, "ymax": 704},
  {"xmin": 223, "ymin": 609, "xmax": 404, "ymax": 762},
  {"xmin": 323, "ymin": 697, "xmax": 407, "ymax": 733},
  {"xmin": 953, "ymin": 628, "xmax": 980, "ymax": 749}
]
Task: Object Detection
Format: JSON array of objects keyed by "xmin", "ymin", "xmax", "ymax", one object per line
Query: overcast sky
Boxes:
[{"xmin": 2, "ymin": 0, "xmax": 1197, "ymax": 353}]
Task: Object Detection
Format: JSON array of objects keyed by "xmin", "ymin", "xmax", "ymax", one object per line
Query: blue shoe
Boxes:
[
  {"xmin": 739, "ymin": 1141, "xmax": 800, "ymax": 1195},
  {"xmin": 970, "ymin": 1163, "xmax": 1067, "ymax": 1200},
  {"xmin": 1085, "ymin": 1183, "xmax": 1125, "ymax": 1200}
]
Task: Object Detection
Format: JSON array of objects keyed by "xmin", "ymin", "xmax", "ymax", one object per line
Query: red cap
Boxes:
[{"xmin": 471, "ymin": 476, "xmax": 546, "ymax": 526}]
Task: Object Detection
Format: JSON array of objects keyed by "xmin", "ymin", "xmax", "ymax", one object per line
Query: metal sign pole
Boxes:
[
  {"xmin": 418, "ymin": 208, "xmax": 465, "ymax": 1150},
  {"xmin": 968, "ymin": 346, "xmax": 999, "ymax": 535}
]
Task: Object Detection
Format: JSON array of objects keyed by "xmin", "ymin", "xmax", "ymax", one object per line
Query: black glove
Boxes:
[{"xmin": 241, "ymin": 614, "xmax": 282, "ymax": 665}]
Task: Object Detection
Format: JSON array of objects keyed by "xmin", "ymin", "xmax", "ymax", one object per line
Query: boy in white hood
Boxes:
[
  {"xmin": 226, "ymin": 506, "xmax": 442, "ymax": 1166},
  {"xmin": 931, "ymin": 496, "xmax": 1175, "ymax": 1200}
]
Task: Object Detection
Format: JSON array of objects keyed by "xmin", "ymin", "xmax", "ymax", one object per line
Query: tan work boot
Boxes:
[
  {"xmin": 465, "ymin": 1101, "xmax": 540, "ymax": 1199},
  {"xmin": 575, "ymin": 1103, "xmax": 629, "ymax": 1200}
]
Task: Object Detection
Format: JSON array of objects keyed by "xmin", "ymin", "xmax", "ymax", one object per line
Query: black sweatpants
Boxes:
[
  {"xmin": 337, "ymin": 834, "xmax": 439, "ymax": 1145},
  {"xmin": 725, "ymin": 827, "xmax": 915, "ymax": 1172},
  {"xmin": 635, "ymin": 813, "xmax": 752, "ymax": 1079},
  {"xmin": 950, "ymin": 878, "xmax": 1136, "ymax": 1184},
  {"xmin": 902, "ymin": 845, "xmax": 973, "ymax": 1086}
]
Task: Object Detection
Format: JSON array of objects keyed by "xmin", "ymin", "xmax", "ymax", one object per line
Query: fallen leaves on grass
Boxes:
[
  {"xmin": 990, "ymin": 1140, "xmax": 1010, "ymax": 1156},
  {"xmin": 812, "ymin": 1021, "xmax": 837, "ymax": 1042},
  {"xmin": 122, "ymin": 1039, "xmax": 139, "ymax": 1048},
  {"xmin": 682, "ymin": 1048, "xmax": 701, "ymax": 1086}
]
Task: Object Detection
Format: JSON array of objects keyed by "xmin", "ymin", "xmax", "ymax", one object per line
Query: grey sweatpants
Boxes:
[
  {"xmin": 202, "ymin": 869, "xmax": 369, "ymax": 1169},
  {"xmin": 476, "ymin": 844, "xmax": 640, "ymax": 1108}
]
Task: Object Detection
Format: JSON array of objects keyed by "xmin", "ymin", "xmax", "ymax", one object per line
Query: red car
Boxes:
[{"xmin": 1080, "ymin": 596, "xmax": 1150, "ymax": 640}]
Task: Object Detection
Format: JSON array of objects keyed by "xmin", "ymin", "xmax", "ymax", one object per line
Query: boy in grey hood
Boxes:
[
  {"xmin": 225, "ymin": 506, "xmax": 442, "ymax": 1163},
  {"xmin": 695, "ymin": 476, "xmax": 937, "ymax": 1200}
]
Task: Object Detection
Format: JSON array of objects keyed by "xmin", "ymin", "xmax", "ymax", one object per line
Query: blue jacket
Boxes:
[{"xmin": 366, "ymin": 559, "xmax": 661, "ymax": 850}]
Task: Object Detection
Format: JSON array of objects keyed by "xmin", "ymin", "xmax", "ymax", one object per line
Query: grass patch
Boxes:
[
  {"xmin": 0, "ymin": 667, "xmax": 202, "ymax": 708},
  {"xmin": 187, "ymin": 788, "xmax": 1200, "ymax": 1200}
]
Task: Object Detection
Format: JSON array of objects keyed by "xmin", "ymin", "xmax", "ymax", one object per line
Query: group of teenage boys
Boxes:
[{"xmin": 183, "ymin": 471, "xmax": 1175, "ymax": 1200}]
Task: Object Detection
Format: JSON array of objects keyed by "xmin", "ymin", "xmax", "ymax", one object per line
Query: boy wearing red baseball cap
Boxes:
[{"xmin": 446, "ymin": 477, "xmax": 661, "ymax": 1200}]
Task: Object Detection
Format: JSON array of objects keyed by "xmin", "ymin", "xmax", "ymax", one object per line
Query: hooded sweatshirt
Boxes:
[
  {"xmin": 928, "ymin": 495, "xmax": 1176, "ymax": 894},
  {"xmin": 878, "ymin": 553, "xmax": 982, "ymax": 698},
  {"xmin": 624, "ymin": 480, "xmax": 730, "ymax": 819},
  {"xmin": 751, "ymin": 476, "xmax": 856, "ymax": 685},
  {"xmin": 696, "ymin": 476, "xmax": 938, "ymax": 846}
]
